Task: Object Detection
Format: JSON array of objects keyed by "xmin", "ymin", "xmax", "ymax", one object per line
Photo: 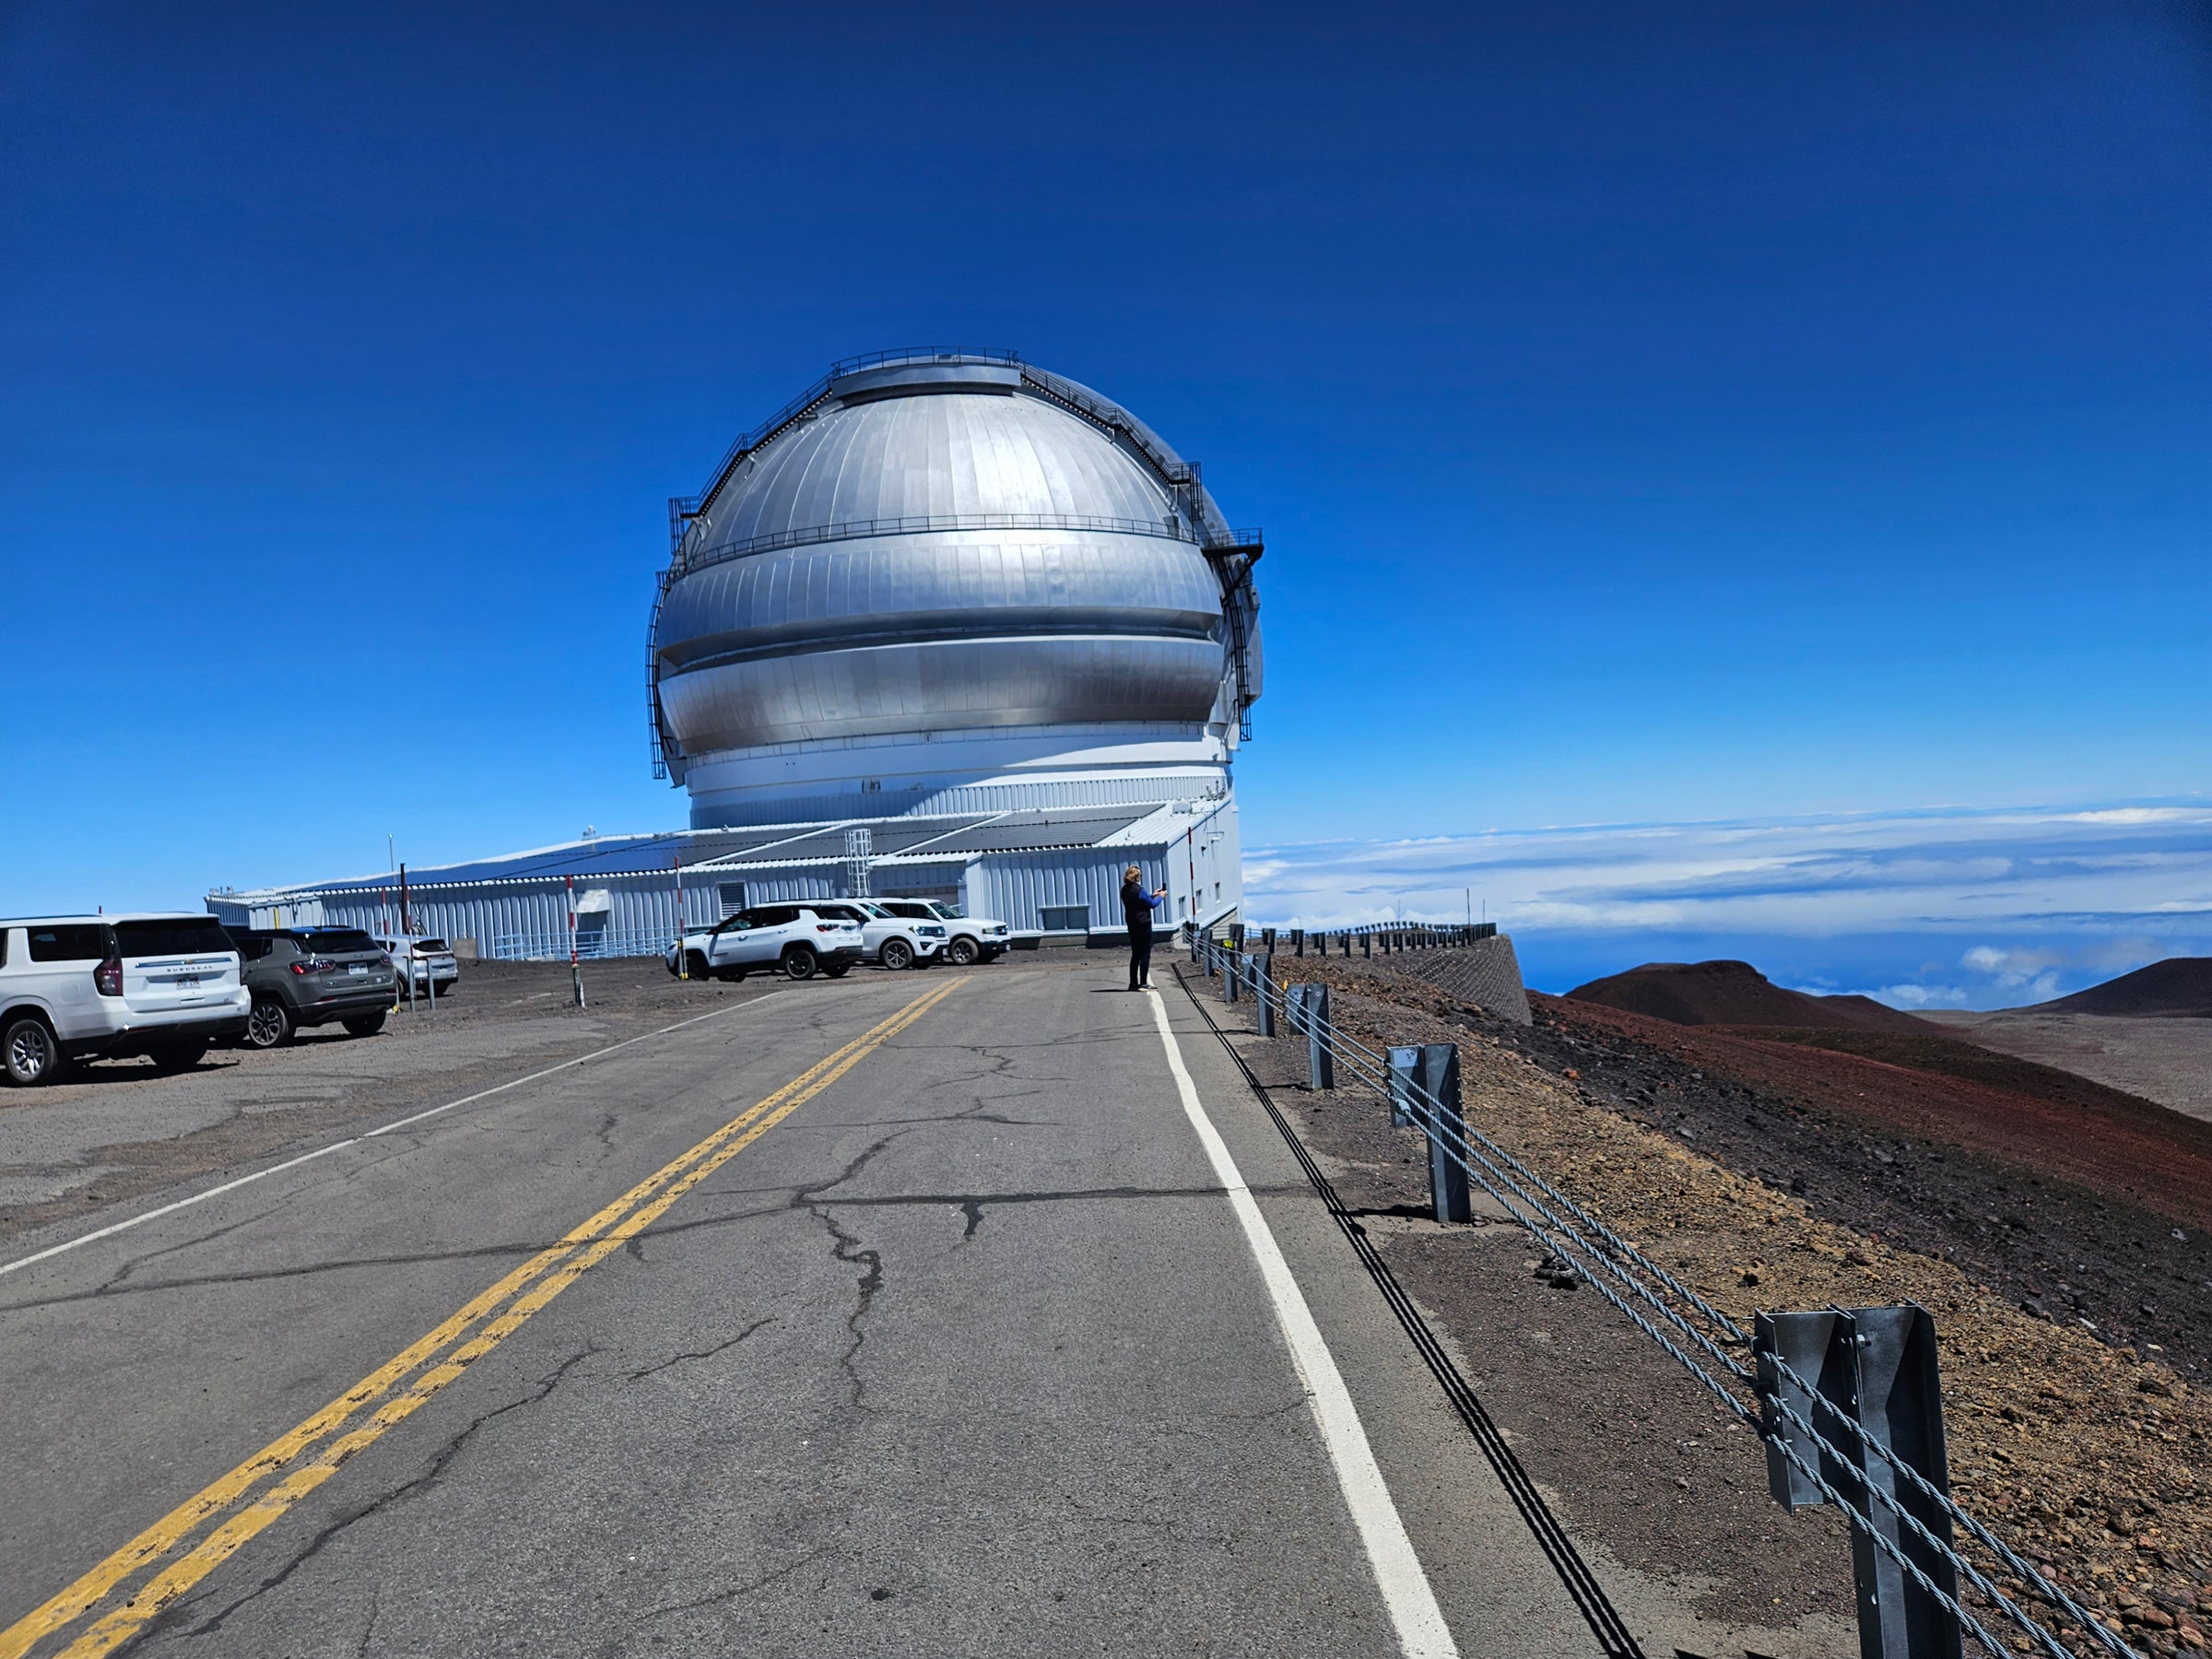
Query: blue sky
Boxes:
[{"xmin": 4, "ymin": 5, "xmax": 2207, "ymax": 1004}]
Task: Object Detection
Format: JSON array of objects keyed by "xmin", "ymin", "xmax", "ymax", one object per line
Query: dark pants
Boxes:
[{"xmin": 1128, "ymin": 927, "xmax": 1154, "ymax": 988}]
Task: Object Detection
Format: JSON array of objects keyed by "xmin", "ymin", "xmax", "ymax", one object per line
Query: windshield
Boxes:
[
  {"xmin": 927, "ymin": 901, "xmax": 964, "ymax": 920},
  {"xmin": 114, "ymin": 918, "xmax": 234, "ymax": 959},
  {"xmin": 300, "ymin": 929, "xmax": 378, "ymax": 954}
]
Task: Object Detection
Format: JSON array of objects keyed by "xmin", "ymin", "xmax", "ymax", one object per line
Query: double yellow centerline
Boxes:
[{"xmin": 3, "ymin": 974, "xmax": 967, "ymax": 1659}]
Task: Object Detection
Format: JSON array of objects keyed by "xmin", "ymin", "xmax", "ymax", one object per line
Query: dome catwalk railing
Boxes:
[{"xmin": 666, "ymin": 511, "xmax": 1262, "ymax": 582}]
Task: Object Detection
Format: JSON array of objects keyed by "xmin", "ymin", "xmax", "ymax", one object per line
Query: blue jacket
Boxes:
[{"xmin": 1121, "ymin": 878, "xmax": 1163, "ymax": 931}]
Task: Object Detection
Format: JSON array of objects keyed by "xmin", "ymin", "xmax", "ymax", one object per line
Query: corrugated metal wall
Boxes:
[
  {"xmin": 206, "ymin": 849, "xmax": 1206, "ymax": 957},
  {"xmin": 970, "ymin": 852, "xmax": 1170, "ymax": 932}
]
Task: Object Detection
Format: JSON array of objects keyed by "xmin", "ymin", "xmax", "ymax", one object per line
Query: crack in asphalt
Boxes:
[
  {"xmin": 794, "ymin": 1134, "xmax": 905, "ymax": 1413},
  {"xmin": 164, "ymin": 1344, "xmax": 598, "ymax": 1644},
  {"xmin": 631, "ymin": 1545, "xmax": 834, "ymax": 1624},
  {"xmin": 1, "ymin": 1176, "xmax": 1299, "ymax": 1315},
  {"xmin": 625, "ymin": 1316, "xmax": 776, "ymax": 1382}
]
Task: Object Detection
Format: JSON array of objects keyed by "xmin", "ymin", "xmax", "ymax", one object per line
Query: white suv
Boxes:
[
  {"xmin": 372, "ymin": 935, "xmax": 460, "ymax": 998},
  {"xmin": 665, "ymin": 904, "xmax": 865, "ymax": 982},
  {"xmin": 1, "ymin": 914, "xmax": 251, "ymax": 1085},
  {"xmin": 811, "ymin": 900, "xmax": 946, "ymax": 971},
  {"xmin": 877, "ymin": 900, "xmax": 1010, "ymax": 966}
]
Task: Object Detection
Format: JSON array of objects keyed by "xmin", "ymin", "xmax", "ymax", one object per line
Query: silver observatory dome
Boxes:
[{"xmin": 650, "ymin": 352, "xmax": 1263, "ymax": 828}]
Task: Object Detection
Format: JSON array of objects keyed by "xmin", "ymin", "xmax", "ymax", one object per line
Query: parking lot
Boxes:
[{"xmin": 0, "ymin": 953, "xmax": 981, "ymax": 1249}]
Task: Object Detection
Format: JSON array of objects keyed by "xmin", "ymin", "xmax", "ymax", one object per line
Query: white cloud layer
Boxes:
[{"xmin": 1245, "ymin": 797, "xmax": 2212, "ymax": 1008}]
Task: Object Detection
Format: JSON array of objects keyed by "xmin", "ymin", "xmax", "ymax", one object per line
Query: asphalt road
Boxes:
[{"xmin": 0, "ymin": 956, "xmax": 1600, "ymax": 1657}]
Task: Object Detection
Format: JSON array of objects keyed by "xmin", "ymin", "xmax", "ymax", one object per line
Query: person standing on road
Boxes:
[{"xmin": 1121, "ymin": 864, "xmax": 1166, "ymax": 991}]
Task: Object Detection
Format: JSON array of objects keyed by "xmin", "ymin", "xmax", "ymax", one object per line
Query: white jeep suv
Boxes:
[
  {"xmin": 1, "ymin": 914, "xmax": 251, "ymax": 1085},
  {"xmin": 877, "ymin": 900, "xmax": 1011, "ymax": 966},
  {"xmin": 665, "ymin": 904, "xmax": 865, "ymax": 982}
]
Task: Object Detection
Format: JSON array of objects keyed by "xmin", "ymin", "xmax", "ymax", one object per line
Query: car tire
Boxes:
[
  {"xmin": 947, "ymin": 936, "xmax": 980, "ymax": 967},
  {"xmin": 880, "ymin": 938, "xmax": 914, "ymax": 971},
  {"xmin": 781, "ymin": 946, "xmax": 818, "ymax": 982},
  {"xmin": 343, "ymin": 1012, "xmax": 386, "ymax": 1038},
  {"xmin": 686, "ymin": 951, "xmax": 711, "ymax": 980},
  {"xmin": 245, "ymin": 997, "xmax": 295, "ymax": 1049},
  {"xmin": 3, "ymin": 1016, "xmax": 62, "ymax": 1088},
  {"xmin": 823, "ymin": 963, "xmax": 852, "ymax": 979},
  {"xmin": 149, "ymin": 1042, "xmax": 207, "ymax": 1075}
]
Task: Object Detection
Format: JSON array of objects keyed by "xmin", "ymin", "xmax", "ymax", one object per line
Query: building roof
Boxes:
[{"xmin": 212, "ymin": 803, "xmax": 1206, "ymax": 902}]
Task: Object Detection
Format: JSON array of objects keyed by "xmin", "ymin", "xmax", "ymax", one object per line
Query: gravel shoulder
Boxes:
[{"xmin": 1210, "ymin": 947, "xmax": 2212, "ymax": 1657}]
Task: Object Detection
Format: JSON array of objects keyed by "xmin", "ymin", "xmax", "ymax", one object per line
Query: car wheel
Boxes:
[
  {"xmin": 245, "ymin": 997, "xmax": 295, "ymax": 1049},
  {"xmin": 823, "ymin": 962, "xmax": 852, "ymax": 979},
  {"xmin": 947, "ymin": 936, "xmax": 980, "ymax": 967},
  {"xmin": 149, "ymin": 1042, "xmax": 207, "ymax": 1075},
  {"xmin": 686, "ymin": 951, "xmax": 711, "ymax": 980},
  {"xmin": 342, "ymin": 1012, "xmax": 386, "ymax": 1037},
  {"xmin": 781, "ymin": 946, "xmax": 818, "ymax": 981},
  {"xmin": 2, "ymin": 1017, "xmax": 61, "ymax": 1087},
  {"xmin": 880, "ymin": 938, "xmax": 914, "ymax": 971}
]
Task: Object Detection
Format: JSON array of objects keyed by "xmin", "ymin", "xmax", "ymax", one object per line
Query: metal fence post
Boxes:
[
  {"xmin": 1254, "ymin": 953, "xmax": 1276, "ymax": 1037},
  {"xmin": 1418, "ymin": 1043, "xmax": 1470, "ymax": 1222},
  {"xmin": 1230, "ymin": 923, "xmax": 1245, "ymax": 952},
  {"xmin": 1388, "ymin": 1045, "xmax": 1419, "ymax": 1127},
  {"xmin": 1755, "ymin": 1306, "xmax": 1960, "ymax": 1659},
  {"xmin": 1225, "ymin": 949, "xmax": 1240, "ymax": 1003},
  {"xmin": 1360, "ymin": 932, "xmax": 1371, "ymax": 959},
  {"xmin": 1291, "ymin": 927, "xmax": 1304, "ymax": 958},
  {"xmin": 1306, "ymin": 982, "xmax": 1334, "ymax": 1090}
]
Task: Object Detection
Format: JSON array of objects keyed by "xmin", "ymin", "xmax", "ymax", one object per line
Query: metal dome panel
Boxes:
[
  {"xmin": 650, "ymin": 354, "xmax": 1262, "ymax": 808},
  {"xmin": 688, "ymin": 388, "xmax": 1173, "ymax": 554}
]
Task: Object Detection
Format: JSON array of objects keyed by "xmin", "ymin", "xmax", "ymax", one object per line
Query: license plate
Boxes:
[{"xmin": 347, "ymin": 964, "xmax": 367, "ymax": 976}]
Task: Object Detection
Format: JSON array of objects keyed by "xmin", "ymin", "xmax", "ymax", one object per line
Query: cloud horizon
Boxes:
[{"xmin": 1243, "ymin": 796, "xmax": 2212, "ymax": 1010}]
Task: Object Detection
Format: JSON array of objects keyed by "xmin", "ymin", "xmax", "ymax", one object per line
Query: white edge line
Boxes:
[
  {"xmin": 1146, "ymin": 988, "xmax": 1461, "ymax": 1659},
  {"xmin": 0, "ymin": 991, "xmax": 782, "ymax": 1281}
]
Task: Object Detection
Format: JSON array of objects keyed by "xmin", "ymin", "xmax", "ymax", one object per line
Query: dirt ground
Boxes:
[
  {"xmin": 1210, "ymin": 947, "xmax": 2212, "ymax": 1658},
  {"xmin": 1923, "ymin": 1009, "xmax": 2212, "ymax": 1128}
]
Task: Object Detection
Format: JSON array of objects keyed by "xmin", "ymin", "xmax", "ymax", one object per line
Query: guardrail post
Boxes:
[
  {"xmin": 1754, "ymin": 1307, "xmax": 1959, "ymax": 1659},
  {"xmin": 1388, "ymin": 1045, "xmax": 1419, "ymax": 1127},
  {"xmin": 1261, "ymin": 927, "xmax": 1277, "ymax": 953},
  {"xmin": 1203, "ymin": 933, "xmax": 1217, "ymax": 975},
  {"xmin": 1291, "ymin": 927, "xmax": 1304, "ymax": 958},
  {"xmin": 1360, "ymin": 932, "xmax": 1371, "ymax": 959},
  {"xmin": 1418, "ymin": 1043, "xmax": 1470, "ymax": 1222},
  {"xmin": 1225, "ymin": 950, "xmax": 1240, "ymax": 1003},
  {"xmin": 1230, "ymin": 923, "xmax": 1245, "ymax": 952},
  {"xmin": 1254, "ymin": 953, "xmax": 1276, "ymax": 1036},
  {"xmin": 1305, "ymin": 982, "xmax": 1334, "ymax": 1090}
]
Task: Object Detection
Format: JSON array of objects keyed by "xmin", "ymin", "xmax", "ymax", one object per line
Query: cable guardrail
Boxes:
[{"xmin": 1186, "ymin": 928, "xmax": 2145, "ymax": 1659}]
